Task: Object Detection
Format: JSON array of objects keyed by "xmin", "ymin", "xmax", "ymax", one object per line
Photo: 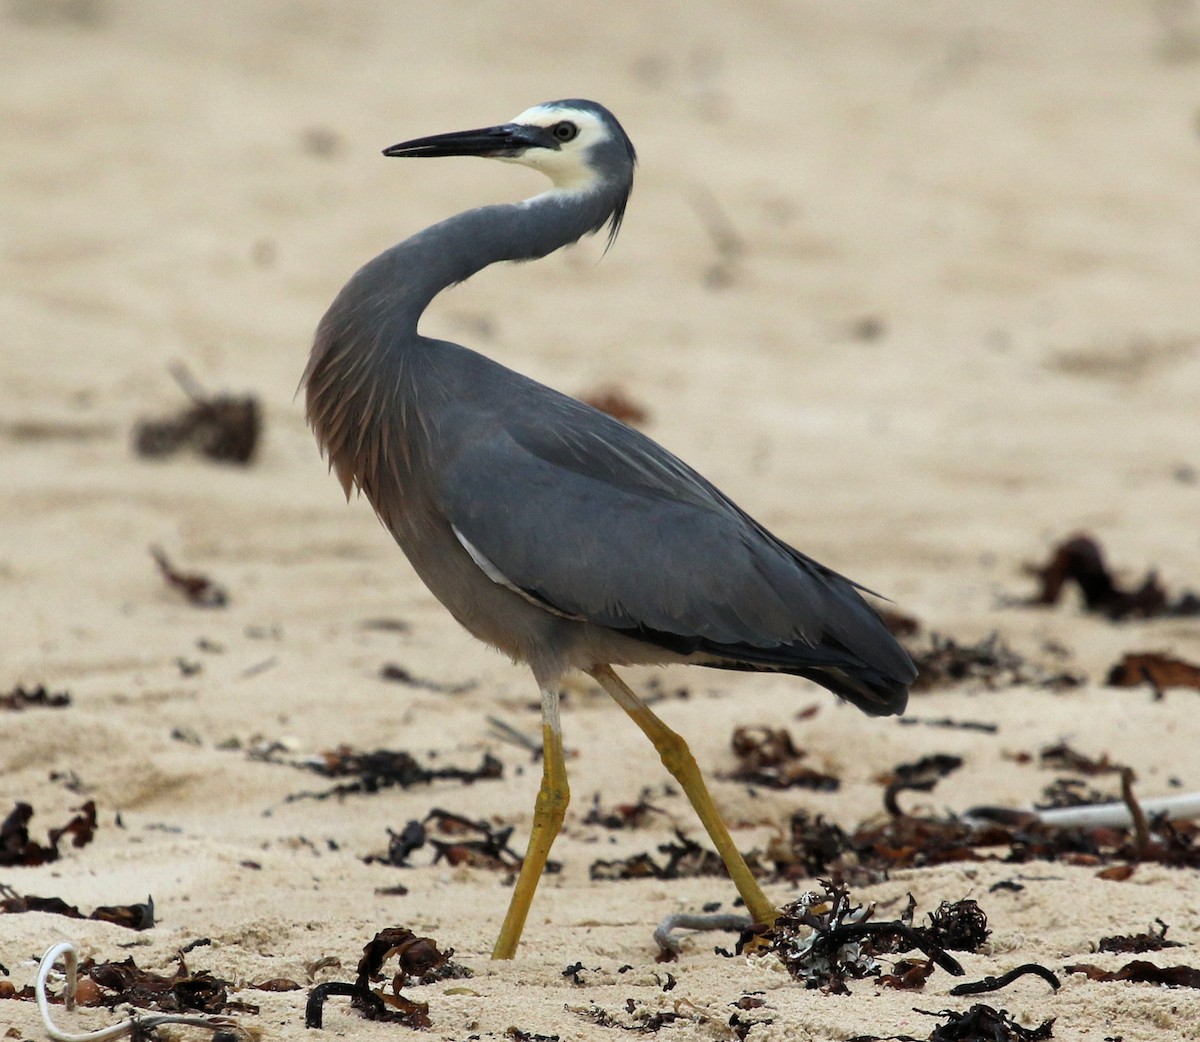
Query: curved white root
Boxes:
[{"xmin": 36, "ymin": 941, "xmax": 239, "ymax": 1042}]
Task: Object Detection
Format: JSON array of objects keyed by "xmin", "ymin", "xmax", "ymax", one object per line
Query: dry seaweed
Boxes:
[
  {"xmin": 879, "ymin": 608, "xmax": 921, "ymax": 638},
  {"xmin": 725, "ymin": 726, "xmax": 841, "ymax": 791},
  {"xmin": 0, "ymin": 886, "xmax": 154, "ymax": 930},
  {"xmin": 133, "ymin": 364, "xmax": 260, "ymax": 465},
  {"xmin": 583, "ymin": 792, "xmax": 665, "ymax": 829},
  {"xmin": 920, "ymin": 900, "xmax": 990, "ymax": 952},
  {"xmin": 898, "ymin": 717, "xmax": 999, "ymax": 734},
  {"xmin": 577, "ymin": 386, "xmax": 649, "ymax": 426},
  {"xmin": 368, "ymin": 808, "xmax": 554, "ymax": 874},
  {"xmin": 879, "ymin": 754, "xmax": 963, "ymax": 816},
  {"xmin": 1023, "ymin": 533, "xmax": 1200, "ymax": 620},
  {"xmin": 591, "ymin": 830, "xmax": 760, "ymax": 882},
  {"xmin": 379, "ymin": 663, "xmax": 477, "ymax": 694},
  {"xmin": 1107, "ymin": 651, "xmax": 1200, "ymax": 692},
  {"xmin": 0, "ymin": 683, "xmax": 70, "ymax": 711},
  {"xmin": 922, "ymin": 1004, "xmax": 1054, "ymax": 1042},
  {"xmin": 150, "ymin": 546, "xmax": 228, "ymax": 608},
  {"xmin": 848, "ymin": 1004, "xmax": 1055, "ymax": 1042},
  {"xmin": 769, "ymin": 812, "xmax": 850, "ymax": 880},
  {"xmin": 909, "ymin": 634, "xmax": 1081, "ymax": 692},
  {"xmin": 572, "ymin": 1002, "xmax": 685, "ymax": 1033},
  {"xmin": 424, "ymin": 809, "xmax": 529, "ymax": 872},
  {"xmin": 769, "ymin": 796, "xmax": 1200, "ymax": 887},
  {"xmin": 251, "ymin": 977, "xmax": 302, "ymax": 992},
  {"xmin": 305, "ymin": 926, "xmax": 469, "ymax": 1029},
  {"xmin": 1064, "ymin": 959, "xmax": 1200, "ymax": 988},
  {"xmin": 281, "ymin": 745, "xmax": 502, "ymax": 799},
  {"xmin": 0, "ymin": 800, "xmax": 96, "ymax": 867},
  {"xmin": 949, "ymin": 964, "xmax": 1060, "ymax": 996},
  {"xmin": 80, "ymin": 951, "xmax": 256, "ymax": 1015},
  {"xmin": 756, "ymin": 881, "xmax": 964, "ymax": 994},
  {"xmin": 1037, "ymin": 742, "xmax": 1122, "ymax": 776},
  {"xmin": 878, "ymin": 959, "xmax": 937, "ymax": 991},
  {"xmin": 1098, "ymin": 919, "xmax": 1183, "ymax": 954}
]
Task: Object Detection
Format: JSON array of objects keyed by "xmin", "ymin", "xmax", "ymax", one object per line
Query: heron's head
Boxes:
[{"xmin": 383, "ymin": 100, "xmax": 636, "ymax": 244}]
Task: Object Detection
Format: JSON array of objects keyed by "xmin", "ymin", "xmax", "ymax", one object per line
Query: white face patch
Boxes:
[{"xmin": 500, "ymin": 103, "xmax": 611, "ymax": 193}]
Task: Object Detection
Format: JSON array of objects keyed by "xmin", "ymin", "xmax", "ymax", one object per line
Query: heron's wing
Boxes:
[{"xmin": 435, "ymin": 383, "xmax": 913, "ymax": 697}]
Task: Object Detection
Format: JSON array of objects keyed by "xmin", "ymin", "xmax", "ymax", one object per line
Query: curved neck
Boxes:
[{"xmin": 363, "ymin": 188, "xmax": 616, "ymax": 332}]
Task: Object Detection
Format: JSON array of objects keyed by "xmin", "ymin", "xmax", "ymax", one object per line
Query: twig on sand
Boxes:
[{"xmin": 653, "ymin": 911, "xmax": 752, "ymax": 955}]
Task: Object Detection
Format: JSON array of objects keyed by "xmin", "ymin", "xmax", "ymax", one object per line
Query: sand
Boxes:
[{"xmin": 3, "ymin": 2, "xmax": 1200, "ymax": 1039}]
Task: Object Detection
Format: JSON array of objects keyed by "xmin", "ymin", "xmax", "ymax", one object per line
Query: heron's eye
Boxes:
[{"xmin": 551, "ymin": 121, "xmax": 579, "ymax": 143}]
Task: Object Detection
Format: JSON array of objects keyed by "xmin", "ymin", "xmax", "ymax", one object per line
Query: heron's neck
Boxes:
[{"xmin": 377, "ymin": 188, "xmax": 615, "ymax": 329}]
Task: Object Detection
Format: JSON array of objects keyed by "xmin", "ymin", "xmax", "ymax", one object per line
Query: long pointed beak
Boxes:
[{"xmin": 383, "ymin": 123, "xmax": 550, "ymax": 159}]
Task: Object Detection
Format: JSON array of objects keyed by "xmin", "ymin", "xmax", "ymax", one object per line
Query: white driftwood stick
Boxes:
[{"xmin": 1033, "ymin": 791, "xmax": 1200, "ymax": 829}]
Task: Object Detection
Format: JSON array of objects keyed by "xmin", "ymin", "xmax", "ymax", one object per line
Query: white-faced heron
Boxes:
[{"xmin": 304, "ymin": 99, "xmax": 916, "ymax": 959}]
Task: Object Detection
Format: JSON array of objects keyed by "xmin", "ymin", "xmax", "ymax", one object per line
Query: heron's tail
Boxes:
[{"xmin": 701, "ymin": 646, "xmax": 911, "ymax": 717}]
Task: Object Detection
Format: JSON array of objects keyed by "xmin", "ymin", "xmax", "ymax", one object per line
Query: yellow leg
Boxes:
[
  {"xmin": 589, "ymin": 665, "xmax": 776, "ymax": 926},
  {"xmin": 491, "ymin": 686, "xmax": 570, "ymax": 959}
]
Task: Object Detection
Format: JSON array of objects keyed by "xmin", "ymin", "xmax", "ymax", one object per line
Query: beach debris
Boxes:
[
  {"xmin": 578, "ymin": 385, "xmax": 649, "ymax": 426},
  {"xmin": 133, "ymin": 363, "xmax": 260, "ymax": 465},
  {"xmin": 1107, "ymin": 651, "xmax": 1200, "ymax": 693},
  {"xmin": 897, "ymin": 716, "xmax": 999, "ymax": 734},
  {"xmin": 1037, "ymin": 741, "xmax": 1123, "ymax": 776},
  {"xmin": 768, "ymin": 811, "xmax": 853, "ymax": 880},
  {"xmin": 0, "ymin": 800, "xmax": 96, "ymax": 867},
  {"xmin": 251, "ymin": 977, "xmax": 302, "ymax": 992},
  {"xmin": 369, "ymin": 820, "xmax": 428, "ymax": 868},
  {"xmin": 1034, "ymin": 776, "xmax": 1117, "ymax": 811},
  {"xmin": 583, "ymin": 791, "xmax": 665, "ymax": 829},
  {"xmin": 999, "ymin": 789, "xmax": 1200, "ymax": 831},
  {"xmin": 877, "ymin": 959, "xmax": 937, "ymax": 991},
  {"xmin": 47, "ymin": 947, "xmax": 256, "ymax": 1016},
  {"xmin": 775, "ymin": 779, "xmax": 1200, "ymax": 887},
  {"xmin": 505, "ymin": 1029, "xmax": 561, "ymax": 1042},
  {"xmin": 487, "ymin": 715, "xmax": 545, "ymax": 760},
  {"xmin": 276, "ymin": 745, "xmax": 503, "ymax": 800},
  {"xmin": 571, "ymin": 1002, "xmax": 685, "ymax": 1033},
  {"xmin": 562, "ymin": 962, "xmax": 588, "ymax": 985},
  {"xmin": 1022, "ymin": 533, "xmax": 1200, "ymax": 620},
  {"xmin": 1064, "ymin": 959, "xmax": 1200, "ymax": 988},
  {"xmin": 918, "ymin": 899, "xmax": 990, "ymax": 952},
  {"xmin": 690, "ymin": 183, "xmax": 745, "ymax": 289},
  {"xmin": 379, "ymin": 663, "xmax": 477, "ymax": 694},
  {"xmin": 423, "ymin": 809, "xmax": 527, "ymax": 871},
  {"xmin": 150, "ymin": 546, "xmax": 229, "ymax": 608},
  {"xmin": 949, "ymin": 963, "xmax": 1060, "ymax": 996},
  {"xmin": 909, "ymin": 633, "xmax": 1082, "ymax": 692},
  {"xmin": 0, "ymin": 683, "xmax": 71, "ymax": 711},
  {"xmin": 878, "ymin": 753, "xmax": 963, "ymax": 817},
  {"xmin": 34, "ymin": 942, "xmax": 241, "ymax": 1042},
  {"xmin": 305, "ymin": 926, "xmax": 469, "ymax": 1029},
  {"xmin": 754, "ymin": 881, "xmax": 964, "ymax": 994},
  {"xmin": 879, "ymin": 607, "xmax": 921, "ymax": 638},
  {"xmin": 1098, "ymin": 919, "xmax": 1183, "ymax": 954},
  {"xmin": 365, "ymin": 808, "xmax": 548, "ymax": 875},
  {"xmin": 653, "ymin": 910, "xmax": 753, "ymax": 958},
  {"xmin": 725, "ymin": 726, "xmax": 841, "ymax": 791},
  {"xmin": 912, "ymin": 1004, "xmax": 1054, "ymax": 1041},
  {"xmin": 590, "ymin": 829, "xmax": 762, "ymax": 883},
  {"xmin": 1, "ymin": 886, "xmax": 154, "ymax": 931}
]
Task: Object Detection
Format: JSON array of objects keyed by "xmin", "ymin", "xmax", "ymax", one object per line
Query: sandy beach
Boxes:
[{"xmin": 3, "ymin": 2, "xmax": 1200, "ymax": 1039}]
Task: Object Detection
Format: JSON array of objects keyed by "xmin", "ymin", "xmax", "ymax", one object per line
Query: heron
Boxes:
[{"xmin": 304, "ymin": 99, "xmax": 916, "ymax": 959}]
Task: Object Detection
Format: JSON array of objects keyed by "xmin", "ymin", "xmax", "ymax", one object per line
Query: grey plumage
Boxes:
[{"xmin": 304, "ymin": 99, "xmax": 915, "ymax": 956}]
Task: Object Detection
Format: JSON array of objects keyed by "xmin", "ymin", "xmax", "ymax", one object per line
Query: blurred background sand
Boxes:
[{"xmin": 3, "ymin": 2, "xmax": 1199, "ymax": 1039}]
